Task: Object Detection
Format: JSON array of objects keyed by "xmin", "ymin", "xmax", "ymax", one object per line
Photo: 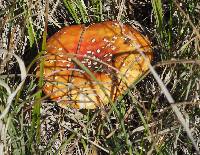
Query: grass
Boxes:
[{"xmin": 0, "ymin": 0, "xmax": 200, "ymax": 154}]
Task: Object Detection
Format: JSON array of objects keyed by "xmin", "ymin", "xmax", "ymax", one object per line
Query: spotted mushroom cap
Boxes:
[{"xmin": 39, "ymin": 21, "xmax": 153, "ymax": 109}]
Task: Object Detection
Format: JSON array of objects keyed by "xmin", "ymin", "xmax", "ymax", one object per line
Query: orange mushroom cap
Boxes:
[{"xmin": 38, "ymin": 21, "xmax": 153, "ymax": 109}]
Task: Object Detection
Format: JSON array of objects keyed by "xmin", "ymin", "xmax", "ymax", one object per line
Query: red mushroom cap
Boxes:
[{"xmin": 38, "ymin": 21, "xmax": 153, "ymax": 109}]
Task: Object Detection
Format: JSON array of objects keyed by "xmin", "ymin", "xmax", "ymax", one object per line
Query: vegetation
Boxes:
[{"xmin": 0, "ymin": 0, "xmax": 199, "ymax": 154}]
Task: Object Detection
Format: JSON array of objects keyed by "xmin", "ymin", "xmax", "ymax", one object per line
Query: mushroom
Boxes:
[{"xmin": 38, "ymin": 21, "xmax": 153, "ymax": 109}]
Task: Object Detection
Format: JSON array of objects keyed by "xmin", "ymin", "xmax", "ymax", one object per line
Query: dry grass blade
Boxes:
[{"xmin": 0, "ymin": 49, "xmax": 27, "ymax": 120}]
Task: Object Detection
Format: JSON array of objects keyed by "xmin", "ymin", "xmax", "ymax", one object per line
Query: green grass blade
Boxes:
[{"xmin": 63, "ymin": 0, "xmax": 81, "ymax": 24}]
